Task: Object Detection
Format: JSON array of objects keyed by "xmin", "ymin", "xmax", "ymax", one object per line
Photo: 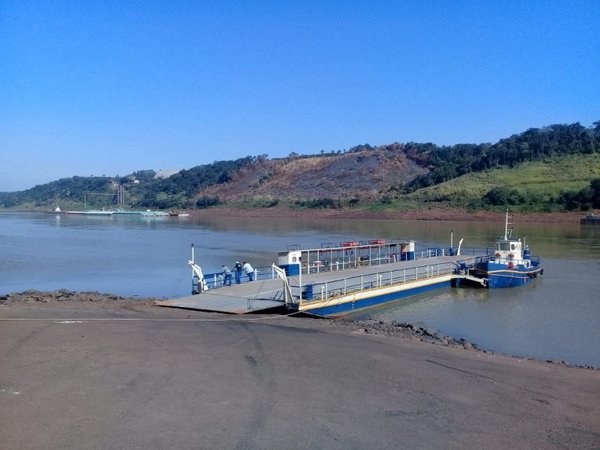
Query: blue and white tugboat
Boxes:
[{"xmin": 457, "ymin": 211, "xmax": 543, "ymax": 288}]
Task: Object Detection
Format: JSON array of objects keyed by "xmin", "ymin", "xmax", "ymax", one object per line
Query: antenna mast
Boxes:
[{"xmin": 504, "ymin": 209, "xmax": 514, "ymax": 239}]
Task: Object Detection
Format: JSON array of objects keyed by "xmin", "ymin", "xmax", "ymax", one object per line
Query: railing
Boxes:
[
  {"xmin": 203, "ymin": 265, "xmax": 276, "ymax": 289},
  {"xmin": 302, "ymin": 246, "xmax": 477, "ymax": 275},
  {"xmin": 203, "ymin": 247, "xmax": 487, "ymax": 290},
  {"xmin": 292, "ymin": 258, "xmax": 479, "ymax": 306},
  {"xmin": 304, "ymin": 253, "xmax": 400, "ymax": 274}
]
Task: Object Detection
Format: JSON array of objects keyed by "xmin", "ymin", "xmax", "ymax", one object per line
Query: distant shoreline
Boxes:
[
  {"xmin": 185, "ymin": 206, "xmax": 591, "ymax": 223},
  {"xmin": 2, "ymin": 206, "xmax": 593, "ymax": 223}
]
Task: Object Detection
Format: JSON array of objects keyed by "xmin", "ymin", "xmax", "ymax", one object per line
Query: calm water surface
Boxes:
[{"xmin": 1, "ymin": 212, "xmax": 599, "ymax": 367}]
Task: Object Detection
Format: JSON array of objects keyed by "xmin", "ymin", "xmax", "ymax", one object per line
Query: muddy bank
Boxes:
[
  {"xmin": 0, "ymin": 289, "xmax": 158, "ymax": 306},
  {"xmin": 332, "ymin": 319, "xmax": 598, "ymax": 370},
  {"xmin": 186, "ymin": 206, "xmax": 590, "ymax": 223},
  {"xmin": 2, "ymin": 290, "xmax": 596, "ymax": 370},
  {"xmin": 2, "ymin": 290, "xmax": 600, "ymax": 449}
]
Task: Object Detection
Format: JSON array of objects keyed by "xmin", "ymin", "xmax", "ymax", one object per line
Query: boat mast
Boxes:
[{"xmin": 504, "ymin": 209, "xmax": 514, "ymax": 239}]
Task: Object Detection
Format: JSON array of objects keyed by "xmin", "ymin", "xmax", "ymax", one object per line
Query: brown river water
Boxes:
[{"xmin": 1, "ymin": 212, "xmax": 599, "ymax": 366}]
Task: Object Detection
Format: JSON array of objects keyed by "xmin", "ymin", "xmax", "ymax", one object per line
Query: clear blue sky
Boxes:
[{"xmin": 1, "ymin": 0, "xmax": 599, "ymax": 192}]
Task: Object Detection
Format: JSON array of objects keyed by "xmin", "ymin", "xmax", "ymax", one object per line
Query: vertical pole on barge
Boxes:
[
  {"xmin": 189, "ymin": 243, "xmax": 208, "ymax": 294},
  {"xmin": 191, "ymin": 243, "xmax": 197, "ymax": 294}
]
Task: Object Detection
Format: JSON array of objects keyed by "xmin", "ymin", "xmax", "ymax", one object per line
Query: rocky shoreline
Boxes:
[
  {"xmin": 340, "ymin": 319, "xmax": 598, "ymax": 370},
  {"xmin": 0, "ymin": 289, "xmax": 158, "ymax": 306},
  {"xmin": 2, "ymin": 289, "xmax": 596, "ymax": 370}
]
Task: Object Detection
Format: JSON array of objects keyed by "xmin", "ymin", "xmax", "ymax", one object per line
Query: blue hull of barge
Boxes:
[
  {"xmin": 486, "ymin": 271, "xmax": 540, "ymax": 288},
  {"xmin": 455, "ymin": 261, "xmax": 543, "ymax": 288},
  {"xmin": 303, "ymin": 280, "xmax": 452, "ymax": 317}
]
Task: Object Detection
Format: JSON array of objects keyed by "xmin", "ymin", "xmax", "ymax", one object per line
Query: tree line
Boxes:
[
  {"xmin": 1, "ymin": 122, "xmax": 599, "ymax": 211},
  {"xmin": 404, "ymin": 122, "xmax": 600, "ymax": 191}
]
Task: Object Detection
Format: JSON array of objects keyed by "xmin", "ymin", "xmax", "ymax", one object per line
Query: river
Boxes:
[{"xmin": 1, "ymin": 211, "xmax": 599, "ymax": 367}]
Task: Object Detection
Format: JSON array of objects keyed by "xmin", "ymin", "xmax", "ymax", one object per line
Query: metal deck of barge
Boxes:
[{"xmin": 156, "ymin": 254, "xmax": 478, "ymax": 316}]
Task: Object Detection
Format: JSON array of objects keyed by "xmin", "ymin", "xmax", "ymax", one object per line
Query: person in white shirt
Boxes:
[{"xmin": 242, "ymin": 261, "xmax": 255, "ymax": 281}]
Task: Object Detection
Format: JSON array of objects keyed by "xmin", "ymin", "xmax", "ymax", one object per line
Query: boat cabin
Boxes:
[
  {"xmin": 492, "ymin": 237, "xmax": 534, "ymax": 268},
  {"xmin": 277, "ymin": 239, "xmax": 415, "ymax": 276},
  {"xmin": 494, "ymin": 238, "xmax": 522, "ymax": 259}
]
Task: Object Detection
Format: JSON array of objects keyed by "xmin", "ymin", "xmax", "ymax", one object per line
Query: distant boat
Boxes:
[
  {"xmin": 66, "ymin": 210, "xmax": 114, "ymax": 216},
  {"xmin": 581, "ymin": 213, "xmax": 600, "ymax": 225},
  {"xmin": 63, "ymin": 209, "xmax": 170, "ymax": 217},
  {"xmin": 140, "ymin": 210, "xmax": 169, "ymax": 217},
  {"xmin": 454, "ymin": 211, "xmax": 543, "ymax": 288}
]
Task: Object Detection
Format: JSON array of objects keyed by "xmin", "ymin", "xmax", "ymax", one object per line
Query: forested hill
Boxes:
[{"xmin": 2, "ymin": 121, "xmax": 599, "ymax": 212}]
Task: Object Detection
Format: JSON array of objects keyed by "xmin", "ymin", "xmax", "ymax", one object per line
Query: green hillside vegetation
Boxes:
[
  {"xmin": 410, "ymin": 153, "xmax": 600, "ymax": 211},
  {"xmin": 1, "ymin": 121, "xmax": 599, "ymax": 213}
]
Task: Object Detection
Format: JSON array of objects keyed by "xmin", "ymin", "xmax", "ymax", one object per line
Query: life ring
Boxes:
[
  {"xmin": 495, "ymin": 252, "xmax": 501, "ymax": 258},
  {"xmin": 342, "ymin": 241, "xmax": 359, "ymax": 247},
  {"xmin": 508, "ymin": 262, "xmax": 514, "ymax": 269},
  {"xmin": 508, "ymin": 253, "xmax": 514, "ymax": 259}
]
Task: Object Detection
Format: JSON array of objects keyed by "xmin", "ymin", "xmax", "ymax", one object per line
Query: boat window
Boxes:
[
  {"xmin": 510, "ymin": 244, "xmax": 516, "ymax": 251},
  {"xmin": 497, "ymin": 242, "xmax": 511, "ymax": 251}
]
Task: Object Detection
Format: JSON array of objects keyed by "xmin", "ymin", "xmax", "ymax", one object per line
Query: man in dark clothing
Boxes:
[{"xmin": 234, "ymin": 261, "xmax": 243, "ymax": 284}]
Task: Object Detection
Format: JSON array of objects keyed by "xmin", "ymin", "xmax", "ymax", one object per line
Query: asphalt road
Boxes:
[{"xmin": 1, "ymin": 301, "xmax": 599, "ymax": 449}]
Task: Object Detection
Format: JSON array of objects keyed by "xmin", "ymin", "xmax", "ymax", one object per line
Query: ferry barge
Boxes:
[{"xmin": 157, "ymin": 239, "xmax": 485, "ymax": 318}]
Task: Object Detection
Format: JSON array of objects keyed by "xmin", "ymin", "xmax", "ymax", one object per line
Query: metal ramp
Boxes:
[{"xmin": 155, "ymin": 279, "xmax": 287, "ymax": 314}]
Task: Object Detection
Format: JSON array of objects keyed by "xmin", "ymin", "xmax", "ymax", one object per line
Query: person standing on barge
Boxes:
[
  {"xmin": 234, "ymin": 261, "xmax": 243, "ymax": 284},
  {"xmin": 222, "ymin": 265, "xmax": 232, "ymax": 286},
  {"xmin": 242, "ymin": 261, "xmax": 255, "ymax": 282}
]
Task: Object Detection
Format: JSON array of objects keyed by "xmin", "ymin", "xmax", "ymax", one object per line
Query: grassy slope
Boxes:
[{"xmin": 405, "ymin": 153, "xmax": 600, "ymax": 209}]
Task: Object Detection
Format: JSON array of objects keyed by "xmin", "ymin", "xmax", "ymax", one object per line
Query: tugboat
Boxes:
[{"xmin": 457, "ymin": 211, "xmax": 543, "ymax": 288}]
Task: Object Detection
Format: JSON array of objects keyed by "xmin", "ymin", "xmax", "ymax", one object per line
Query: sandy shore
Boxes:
[{"xmin": 1, "ymin": 291, "xmax": 599, "ymax": 449}]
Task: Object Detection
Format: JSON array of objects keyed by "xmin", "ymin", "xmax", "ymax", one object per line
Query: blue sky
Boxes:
[{"xmin": 1, "ymin": 1, "xmax": 599, "ymax": 192}]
